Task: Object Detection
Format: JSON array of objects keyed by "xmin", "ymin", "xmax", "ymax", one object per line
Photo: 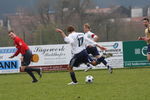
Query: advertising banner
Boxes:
[
  {"xmin": 123, "ymin": 41, "xmax": 150, "ymax": 67},
  {"xmin": 0, "ymin": 47, "xmax": 20, "ymax": 74},
  {"xmin": 75, "ymin": 41, "xmax": 124, "ymax": 70},
  {"xmin": 29, "ymin": 44, "xmax": 71, "ymax": 71},
  {"xmin": 0, "ymin": 44, "xmax": 71, "ymax": 72},
  {"xmin": 0, "ymin": 41, "xmax": 125, "ymax": 73},
  {"xmin": 98, "ymin": 41, "xmax": 123, "ymax": 68}
]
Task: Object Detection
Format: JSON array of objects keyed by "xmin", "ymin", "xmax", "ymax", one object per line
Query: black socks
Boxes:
[
  {"xmin": 97, "ymin": 56, "xmax": 105, "ymax": 64},
  {"xmin": 25, "ymin": 67, "xmax": 37, "ymax": 81},
  {"xmin": 70, "ymin": 72, "xmax": 77, "ymax": 83},
  {"xmin": 97, "ymin": 57, "xmax": 109, "ymax": 68}
]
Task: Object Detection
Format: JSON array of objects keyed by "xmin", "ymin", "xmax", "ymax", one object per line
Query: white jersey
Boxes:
[
  {"xmin": 64, "ymin": 32, "xmax": 97, "ymax": 55},
  {"xmin": 84, "ymin": 31, "xmax": 97, "ymax": 46}
]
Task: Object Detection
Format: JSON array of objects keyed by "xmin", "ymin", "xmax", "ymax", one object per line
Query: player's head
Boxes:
[
  {"xmin": 67, "ymin": 25, "xmax": 75, "ymax": 33},
  {"xmin": 83, "ymin": 23, "xmax": 90, "ymax": 33},
  {"xmin": 8, "ymin": 30, "xmax": 16, "ymax": 39},
  {"xmin": 143, "ymin": 18, "xmax": 149, "ymax": 27}
]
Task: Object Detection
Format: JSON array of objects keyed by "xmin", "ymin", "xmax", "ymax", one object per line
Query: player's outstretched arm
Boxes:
[
  {"xmin": 96, "ymin": 44, "xmax": 107, "ymax": 51},
  {"xmin": 138, "ymin": 36, "xmax": 150, "ymax": 41},
  {"xmin": 85, "ymin": 35, "xmax": 107, "ymax": 50},
  {"xmin": 56, "ymin": 28, "xmax": 74, "ymax": 43},
  {"xmin": 56, "ymin": 28, "xmax": 67, "ymax": 38},
  {"xmin": 144, "ymin": 37, "xmax": 150, "ymax": 41},
  {"xmin": 9, "ymin": 55, "xmax": 15, "ymax": 58},
  {"xmin": 9, "ymin": 49, "xmax": 20, "ymax": 58}
]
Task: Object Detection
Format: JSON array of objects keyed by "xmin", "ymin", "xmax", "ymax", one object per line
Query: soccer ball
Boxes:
[{"xmin": 85, "ymin": 75, "xmax": 94, "ymax": 83}]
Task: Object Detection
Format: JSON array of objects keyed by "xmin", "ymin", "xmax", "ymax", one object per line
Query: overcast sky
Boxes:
[
  {"xmin": 0, "ymin": 0, "xmax": 150, "ymax": 18},
  {"xmin": 94, "ymin": 0, "xmax": 150, "ymax": 7}
]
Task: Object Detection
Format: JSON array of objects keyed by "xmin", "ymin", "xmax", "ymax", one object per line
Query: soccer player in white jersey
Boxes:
[
  {"xmin": 56, "ymin": 25, "xmax": 106, "ymax": 85},
  {"xmin": 83, "ymin": 23, "xmax": 113, "ymax": 73}
]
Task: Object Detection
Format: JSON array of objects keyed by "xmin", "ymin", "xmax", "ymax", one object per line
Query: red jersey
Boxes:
[{"xmin": 13, "ymin": 36, "xmax": 29, "ymax": 56}]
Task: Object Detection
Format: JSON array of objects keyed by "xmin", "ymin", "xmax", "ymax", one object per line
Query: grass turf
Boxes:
[{"xmin": 0, "ymin": 68, "xmax": 150, "ymax": 100}]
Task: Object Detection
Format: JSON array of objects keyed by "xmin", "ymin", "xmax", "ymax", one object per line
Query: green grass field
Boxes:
[{"xmin": 0, "ymin": 68, "xmax": 150, "ymax": 100}]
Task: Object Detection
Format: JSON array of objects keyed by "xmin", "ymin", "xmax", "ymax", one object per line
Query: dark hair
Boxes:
[
  {"xmin": 84, "ymin": 23, "xmax": 90, "ymax": 29},
  {"xmin": 8, "ymin": 30, "xmax": 14, "ymax": 34},
  {"xmin": 67, "ymin": 25, "xmax": 75, "ymax": 33},
  {"xmin": 143, "ymin": 18, "xmax": 149, "ymax": 22}
]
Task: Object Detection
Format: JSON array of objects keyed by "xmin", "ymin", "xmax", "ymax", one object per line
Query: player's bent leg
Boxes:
[
  {"xmin": 31, "ymin": 68, "xmax": 42, "ymax": 78},
  {"xmin": 24, "ymin": 67, "xmax": 38, "ymax": 83},
  {"xmin": 96, "ymin": 56, "xmax": 105, "ymax": 64},
  {"xmin": 96, "ymin": 56, "xmax": 107, "ymax": 65},
  {"xmin": 24, "ymin": 57, "xmax": 42, "ymax": 78},
  {"xmin": 20, "ymin": 66, "xmax": 26, "ymax": 72},
  {"xmin": 22, "ymin": 52, "xmax": 39, "ymax": 82},
  {"xmin": 95, "ymin": 56, "xmax": 113, "ymax": 74},
  {"xmin": 95, "ymin": 55, "xmax": 101, "ymax": 59},
  {"xmin": 68, "ymin": 65, "xmax": 73, "ymax": 72},
  {"xmin": 90, "ymin": 60, "xmax": 97, "ymax": 66}
]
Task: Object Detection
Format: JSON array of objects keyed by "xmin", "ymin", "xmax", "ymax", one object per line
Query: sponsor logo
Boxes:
[
  {"xmin": 0, "ymin": 60, "xmax": 19, "ymax": 70},
  {"xmin": 113, "ymin": 43, "xmax": 119, "ymax": 49},
  {"xmin": 101, "ymin": 42, "xmax": 119, "ymax": 49},
  {"xmin": 0, "ymin": 48, "xmax": 16, "ymax": 54},
  {"xmin": 33, "ymin": 46, "xmax": 65, "ymax": 54},
  {"xmin": 141, "ymin": 46, "xmax": 147, "ymax": 56}
]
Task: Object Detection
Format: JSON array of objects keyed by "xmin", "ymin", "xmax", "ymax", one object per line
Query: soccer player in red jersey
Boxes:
[{"xmin": 8, "ymin": 30, "xmax": 42, "ymax": 83}]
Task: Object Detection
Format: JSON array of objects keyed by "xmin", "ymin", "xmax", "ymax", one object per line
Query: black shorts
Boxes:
[
  {"xmin": 147, "ymin": 44, "xmax": 150, "ymax": 54},
  {"xmin": 69, "ymin": 49, "xmax": 93, "ymax": 67},
  {"xmin": 86, "ymin": 46, "xmax": 99, "ymax": 57},
  {"xmin": 22, "ymin": 49, "xmax": 32, "ymax": 66}
]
